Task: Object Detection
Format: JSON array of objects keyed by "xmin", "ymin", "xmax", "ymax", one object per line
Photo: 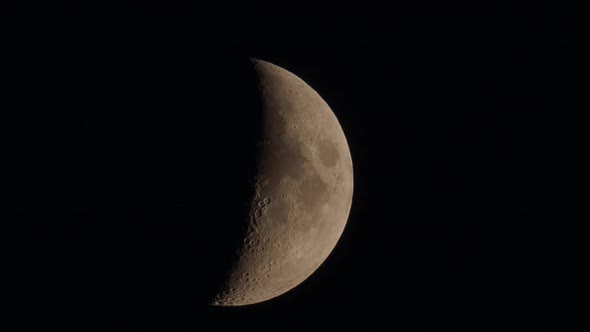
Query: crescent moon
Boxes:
[{"xmin": 211, "ymin": 59, "xmax": 354, "ymax": 306}]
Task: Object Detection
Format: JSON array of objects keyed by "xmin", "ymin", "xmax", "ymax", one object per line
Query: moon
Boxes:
[{"xmin": 210, "ymin": 59, "xmax": 354, "ymax": 306}]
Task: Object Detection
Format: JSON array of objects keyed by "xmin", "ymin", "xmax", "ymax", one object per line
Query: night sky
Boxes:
[{"xmin": 3, "ymin": 3, "xmax": 586, "ymax": 330}]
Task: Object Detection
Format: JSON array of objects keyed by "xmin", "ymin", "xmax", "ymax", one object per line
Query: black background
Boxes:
[{"xmin": 2, "ymin": 2, "xmax": 586, "ymax": 330}]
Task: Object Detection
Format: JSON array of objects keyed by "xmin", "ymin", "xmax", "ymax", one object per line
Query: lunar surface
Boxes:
[{"xmin": 211, "ymin": 59, "xmax": 354, "ymax": 306}]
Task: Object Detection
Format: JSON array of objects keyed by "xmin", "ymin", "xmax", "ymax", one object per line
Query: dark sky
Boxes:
[{"xmin": 3, "ymin": 3, "xmax": 586, "ymax": 330}]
